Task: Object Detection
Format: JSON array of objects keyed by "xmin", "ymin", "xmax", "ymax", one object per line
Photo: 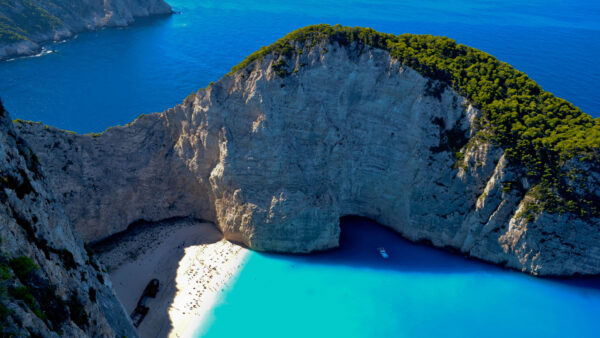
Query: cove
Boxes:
[
  {"xmin": 0, "ymin": 0, "xmax": 599, "ymax": 134},
  {"xmin": 0, "ymin": 1, "xmax": 599, "ymax": 337},
  {"xmin": 195, "ymin": 217, "xmax": 600, "ymax": 337}
]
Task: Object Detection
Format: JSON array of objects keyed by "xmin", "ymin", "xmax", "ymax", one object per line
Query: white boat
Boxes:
[{"xmin": 378, "ymin": 247, "xmax": 389, "ymax": 259}]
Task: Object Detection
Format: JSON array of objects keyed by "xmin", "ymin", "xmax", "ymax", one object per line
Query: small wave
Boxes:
[
  {"xmin": 7, "ymin": 48, "xmax": 56, "ymax": 61},
  {"xmin": 30, "ymin": 48, "xmax": 55, "ymax": 58}
]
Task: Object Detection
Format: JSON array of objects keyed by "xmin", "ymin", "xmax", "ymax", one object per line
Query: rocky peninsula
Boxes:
[
  {"xmin": 2, "ymin": 24, "xmax": 599, "ymax": 336},
  {"xmin": 0, "ymin": 0, "xmax": 172, "ymax": 60},
  {"xmin": 16, "ymin": 24, "xmax": 600, "ymax": 276}
]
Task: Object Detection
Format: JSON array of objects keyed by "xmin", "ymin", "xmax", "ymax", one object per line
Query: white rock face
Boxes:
[
  {"xmin": 0, "ymin": 107, "xmax": 137, "ymax": 336},
  {"xmin": 17, "ymin": 41, "xmax": 600, "ymax": 276},
  {"xmin": 0, "ymin": 0, "xmax": 172, "ymax": 60}
]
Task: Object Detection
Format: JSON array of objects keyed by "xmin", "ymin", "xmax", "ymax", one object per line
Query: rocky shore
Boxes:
[{"xmin": 0, "ymin": 0, "xmax": 172, "ymax": 60}]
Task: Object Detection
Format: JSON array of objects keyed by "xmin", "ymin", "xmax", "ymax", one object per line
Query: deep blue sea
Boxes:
[
  {"xmin": 0, "ymin": 0, "xmax": 599, "ymax": 133},
  {"xmin": 1, "ymin": 1, "xmax": 599, "ymax": 337}
]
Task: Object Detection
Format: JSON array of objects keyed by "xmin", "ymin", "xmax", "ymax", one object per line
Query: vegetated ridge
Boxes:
[
  {"xmin": 231, "ymin": 24, "xmax": 600, "ymax": 220},
  {"xmin": 14, "ymin": 24, "xmax": 600, "ymax": 277}
]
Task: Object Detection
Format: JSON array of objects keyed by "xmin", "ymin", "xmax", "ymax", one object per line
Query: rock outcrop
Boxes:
[
  {"xmin": 16, "ymin": 29, "xmax": 600, "ymax": 276},
  {"xmin": 0, "ymin": 102, "xmax": 137, "ymax": 336},
  {"xmin": 0, "ymin": 0, "xmax": 172, "ymax": 60}
]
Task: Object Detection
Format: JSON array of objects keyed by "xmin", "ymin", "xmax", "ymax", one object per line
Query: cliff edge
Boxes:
[
  {"xmin": 0, "ymin": 0, "xmax": 172, "ymax": 60},
  {"xmin": 0, "ymin": 100, "xmax": 137, "ymax": 336},
  {"xmin": 16, "ymin": 25, "xmax": 600, "ymax": 276}
]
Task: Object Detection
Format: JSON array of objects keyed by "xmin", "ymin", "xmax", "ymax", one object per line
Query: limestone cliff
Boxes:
[
  {"xmin": 0, "ymin": 0, "xmax": 172, "ymax": 60},
  {"xmin": 0, "ymin": 101, "xmax": 137, "ymax": 336},
  {"xmin": 16, "ymin": 27, "xmax": 600, "ymax": 276}
]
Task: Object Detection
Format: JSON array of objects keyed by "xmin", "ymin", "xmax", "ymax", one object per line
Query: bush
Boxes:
[
  {"xmin": 0, "ymin": 264, "xmax": 11, "ymax": 280},
  {"xmin": 9, "ymin": 286, "xmax": 45, "ymax": 320},
  {"xmin": 10, "ymin": 256, "xmax": 38, "ymax": 281}
]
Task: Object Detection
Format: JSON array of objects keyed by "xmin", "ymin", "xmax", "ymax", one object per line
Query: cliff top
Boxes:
[{"xmin": 228, "ymin": 24, "xmax": 600, "ymax": 218}]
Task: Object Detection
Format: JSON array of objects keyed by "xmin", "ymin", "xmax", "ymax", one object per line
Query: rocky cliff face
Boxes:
[
  {"xmin": 0, "ymin": 0, "xmax": 172, "ymax": 60},
  {"xmin": 16, "ymin": 39, "xmax": 600, "ymax": 276},
  {"xmin": 0, "ymin": 102, "xmax": 137, "ymax": 336}
]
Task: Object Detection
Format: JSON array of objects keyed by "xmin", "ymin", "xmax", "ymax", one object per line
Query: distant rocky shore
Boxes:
[{"xmin": 0, "ymin": 0, "xmax": 172, "ymax": 60}]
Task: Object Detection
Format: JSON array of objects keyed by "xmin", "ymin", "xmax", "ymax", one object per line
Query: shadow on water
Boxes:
[{"xmin": 261, "ymin": 216, "xmax": 600, "ymax": 291}]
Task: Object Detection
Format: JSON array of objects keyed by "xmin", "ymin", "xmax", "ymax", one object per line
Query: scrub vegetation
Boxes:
[
  {"xmin": 0, "ymin": 0, "xmax": 63, "ymax": 43},
  {"xmin": 0, "ymin": 250, "xmax": 89, "ymax": 334}
]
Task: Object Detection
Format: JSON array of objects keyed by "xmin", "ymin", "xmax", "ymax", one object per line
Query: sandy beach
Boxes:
[{"xmin": 95, "ymin": 219, "xmax": 249, "ymax": 338}]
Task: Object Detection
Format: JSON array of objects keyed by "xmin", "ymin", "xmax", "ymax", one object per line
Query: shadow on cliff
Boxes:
[{"xmin": 261, "ymin": 216, "xmax": 600, "ymax": 292}]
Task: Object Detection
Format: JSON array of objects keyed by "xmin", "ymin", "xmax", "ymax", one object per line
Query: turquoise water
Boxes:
[
  {"xmin": 1, "ymin": 1, "xmax": 599, "ymax": 336},
  {"xmin": 0, "ymin": 0, "xmax": 599, "ymax": 133},
  {"xmin": 197, "ymin": 218, "xmax": 600, "ymax": 338}
]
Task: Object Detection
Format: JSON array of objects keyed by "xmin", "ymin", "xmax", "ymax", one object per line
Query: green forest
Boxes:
[{"xmin": 0, "ymin": 0, "xmax": 62, "ymax": 43}]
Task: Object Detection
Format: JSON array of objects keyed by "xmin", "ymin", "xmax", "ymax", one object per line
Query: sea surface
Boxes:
[
  {"xmin": 0, "ymin": 0, "xmax": 599, "ymax": 133},
  {"xmin": 196, "ymin": 218, "xmax": 600, "ymax": 338},
  {"xmin": 1, "ymin": 1, "xmax": 599, "ymax": 337}
]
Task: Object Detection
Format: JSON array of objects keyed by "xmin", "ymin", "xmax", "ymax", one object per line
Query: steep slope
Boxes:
[
  {"xmin": 16, "ymin": 25, "xmax": 600, "ymax": 276},
  {"xmin": 0, "ymin": 0, "xmax": 172, "ymax": 60},
  {"xmin": 0, "ymin": 100, "xmax": 137, "ymax": 336}
]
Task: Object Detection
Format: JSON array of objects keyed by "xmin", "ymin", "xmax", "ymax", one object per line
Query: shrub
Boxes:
[
  {"xmin": 9, "ymin": 256, "xmax": 38, "ymax": 281},
  {"xmin": 0, "ymin": 264, "xmax": 11, "ymax": 280},
  {"xmin": 9, "ymin": 286, "xmax": 45, "ymax": 320}
]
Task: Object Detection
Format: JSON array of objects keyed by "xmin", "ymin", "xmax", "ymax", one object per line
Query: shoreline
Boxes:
[
  {"xmin": 95, "ymin": 219, "xmax": 249, "ymax": 338},
  {"xmin": 0, "ymin": 11, "xmax": 173, "ymax": 62},
  {"xmin": 169, "ymin": 241, "xmax": 249, "ymax": 338}
]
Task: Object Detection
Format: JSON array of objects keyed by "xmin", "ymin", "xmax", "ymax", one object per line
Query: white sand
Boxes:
[{"xmin": 96, "ymin": 220, "xmax": 249, "ymax": 338}]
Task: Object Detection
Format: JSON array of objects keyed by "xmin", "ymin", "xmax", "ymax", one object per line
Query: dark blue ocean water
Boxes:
[
  {"xmin": 0, "ymin": 0, "xmax": 598, "ymax": 133},
  {"xmin": 1, "ymin": 1, "xmax": 599, "ymax": 337}
]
